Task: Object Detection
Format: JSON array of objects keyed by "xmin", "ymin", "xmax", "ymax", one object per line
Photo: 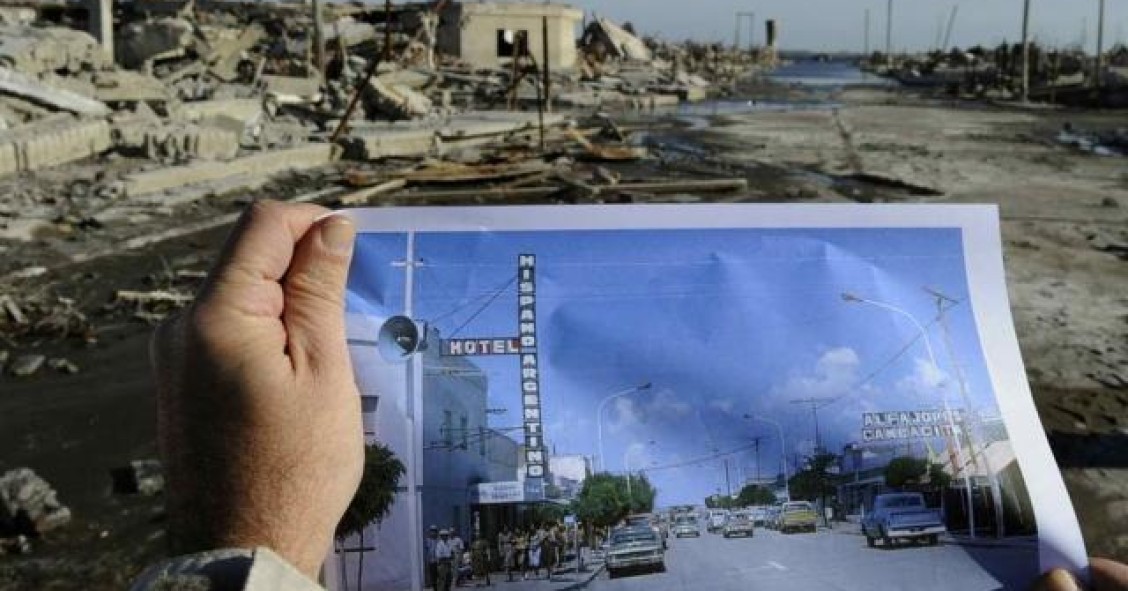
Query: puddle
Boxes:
[
  {"xmin": 796, "ymin": 169, "xmax": 945, "ymax": 202},
  {"xmin": 1056, "ymin": 127, "xmax": 1127, "ymax": 157},
  {"xmin": 675, "ymin": 99, "xmax": 841, "ymax": 129}
]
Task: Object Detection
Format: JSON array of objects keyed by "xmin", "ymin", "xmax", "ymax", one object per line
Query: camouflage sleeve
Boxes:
[{"xmin": 130, "ymin": 547, "xmax": 324, "ymax": 591}]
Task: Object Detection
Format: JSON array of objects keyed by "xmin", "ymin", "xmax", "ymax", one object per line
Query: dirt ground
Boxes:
[{"xmin": 1, "ymin": 85, "xmax": 1126, "ymax": 588}]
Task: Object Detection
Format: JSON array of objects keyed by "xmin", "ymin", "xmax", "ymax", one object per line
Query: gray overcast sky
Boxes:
[{"xmin": 565, "ymin": 1, "xmax": 1128, "ymax": 52}]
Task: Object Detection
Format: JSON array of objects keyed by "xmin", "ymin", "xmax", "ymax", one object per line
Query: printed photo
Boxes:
[{"xmin": 335, "ymin": 204, "xmax": 1084, "ymax": 591}]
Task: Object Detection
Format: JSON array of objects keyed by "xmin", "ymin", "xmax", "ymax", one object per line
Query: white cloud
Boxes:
[
  {"xmin": 895, "ymin": 357, "xmax": 951, "ymax": 402},
  {"xmin": 773, "ymin": 346, "xmax": 862, "ymax": 401}
]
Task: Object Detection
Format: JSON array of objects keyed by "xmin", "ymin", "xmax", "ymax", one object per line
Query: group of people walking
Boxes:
[
  {"xmin": 425, "ymin": 523, "xmax": 574, "ymax": 590},
  {"xmin": 496, "ymin": 524, "xmax": 572, "ymax": 583}
]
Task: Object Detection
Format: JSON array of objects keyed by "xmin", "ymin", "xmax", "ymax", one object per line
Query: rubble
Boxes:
[
  {"xmin": 111, "ymin": 460, "xmax": 164, "ymax": 496},
  {"xmin": 7, "ymin": 354, "xmax": 43, "ymax": 377},
  {"xmin": 0, "ymin": 468, "xmax": 71, "ymax": 537}
]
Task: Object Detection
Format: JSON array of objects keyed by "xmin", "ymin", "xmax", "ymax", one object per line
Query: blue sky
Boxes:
[
  {"xmin": 565, "ymin": 0, "xmax": 1127, "ymax": 52},
  {"xmin": 347, "ymin": 227, "xmax": 1000, "ymax": 506}
]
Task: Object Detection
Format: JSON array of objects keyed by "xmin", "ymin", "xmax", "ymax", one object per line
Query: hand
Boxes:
[
  {"xmin": 1033, "ymin": 558, "xmax": 1128, "ymax": 591},
  {"xmin": 151, "ymin": 201, "xmax": 363, "ymax": 579}
]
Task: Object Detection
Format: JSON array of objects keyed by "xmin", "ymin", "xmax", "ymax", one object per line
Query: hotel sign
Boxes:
[
  {"xmin": 437, "ymin": 255, "xmax": 547, "ymax": 483},
  {"xmin": 517, "ymin": 254, "xmax": 546, "ymax": 480},
  {"xmin": 442, "ymin": 338, "xmax": 519, "ymax": 356}
]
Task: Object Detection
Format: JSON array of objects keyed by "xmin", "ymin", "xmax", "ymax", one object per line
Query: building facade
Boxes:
[{"xmin": 437, "ymin": 2, "xmax": 583, "ymax": 70}]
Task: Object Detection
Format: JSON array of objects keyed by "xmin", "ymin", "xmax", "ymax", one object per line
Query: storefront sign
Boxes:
[{"xmin": 861, "ymin": 409, "xmax": 965, "ymax": 442}]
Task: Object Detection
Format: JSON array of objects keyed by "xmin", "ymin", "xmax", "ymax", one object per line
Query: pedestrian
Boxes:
[
  {"xmin": 426, "ymin": 525, "xmax": 440, "ymax": 590},
  {"xmin": 528, "ymin": 526, "xmax": 544, "ymax": 579},
  {"xmin": 450, "ymin": 530, "xmax": 466, "ymax": 587},
  {"xmin": 500, "ymin": 528, "xmax": 516, "ymax": 582},
  {"xmin": 515, "ymin": 529, "xmax": 529, "ymax": 579},
  {"xmin": 542, "ymin": 527, "xmax": 557, "ymax": 581},
  {"xmin": 471, "ymin": 535, "xmax": 492, "ymax": 586},
  {"xmin": 435, "ymin": 529, "xmax": 456, "ymax": 591}
]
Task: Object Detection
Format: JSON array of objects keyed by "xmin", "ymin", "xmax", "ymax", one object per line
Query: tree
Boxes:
[
  {"xmin": 336, "ymin": 443, "xmax": 406, "ymax": 539},
  {"xmin": 737, "ymin": 484, "xmax": 777, "ymax": 507},
  {"xmin": 336, "ymin": 443, "xmax": 406, "ymax": 590},
  {"xmin": 884, "ymin": 456, "xmax": 929, "ymax": 489},
  {"xmin": 625, "ymin": 473, "xmax": 657, "ymax": 514},
  {"xmin": 884, "ymin": 456, "xmax": 952, "ymax": 493},
  {"xmin": 788, "ymin": 452, "xmax": 839, "ymax": 503},
  {"xmin": 574, "ymin": 472, "xmax": 654, "ymax": 530}
]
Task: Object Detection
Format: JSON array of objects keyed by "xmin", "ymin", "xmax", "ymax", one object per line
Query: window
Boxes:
[
  {"xmin": 496, "ymin": 29, "xmax": 528, "ymax": 57},
  {"xmin": 478, "ymin": 426, "xmax": 487, "ymax": 457},
  {"xmin": 460, "ymin": 415, "xmax": 469, "ymax": 450}
]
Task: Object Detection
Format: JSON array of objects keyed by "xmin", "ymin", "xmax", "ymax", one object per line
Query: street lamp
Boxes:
[
  {"xmin": 841, "ymin": 292, "xmax": 977, "ymax": 538},
  {"xmin": 596, "ymin": 382, "xmax": 653, "ymax": 472},
  {"xmin": 743, "ymin": 414, "xmax": 790, "ymax": 502}
]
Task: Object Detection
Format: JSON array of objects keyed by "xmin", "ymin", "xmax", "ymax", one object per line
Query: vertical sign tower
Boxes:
[{"xmin": 518, "ymin": 254, "xmax": 546, "ymax": 497}]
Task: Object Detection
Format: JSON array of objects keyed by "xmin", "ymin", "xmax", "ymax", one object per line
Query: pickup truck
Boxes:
[
  {"xmin": 778, "ymin": 501, "xmax": 817, "ymax": 533},
  {"xmin": 861, "ymin": 492, "xmax": 946, "ymax": 547}
]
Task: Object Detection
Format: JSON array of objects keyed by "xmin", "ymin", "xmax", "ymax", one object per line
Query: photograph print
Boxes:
[{"xmin": 333, "ymin": 204, "xmax": 1084, "ymax": 591}]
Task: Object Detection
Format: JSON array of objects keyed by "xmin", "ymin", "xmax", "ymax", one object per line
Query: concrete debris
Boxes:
[
  {"xmin": 111, "ymin": 460, "xmax": 164, "ymax": 496},
  {"xmin": 122, "ymin": 143, "xmax": 332, "ymax": 197},
  {"xmin": 0, "ymin": 0, "xmax": 746, "ymax": 359},
  {"xmin": 0, "ymin": 26, "xmax": 108, "ymax": 76},
  {"xmin": 0, "ymin": 468, "xmax": 71, "ymax": 537},
  {"xmin": 7, "ymin": 353, "xmax": 43, "ymax": 376},
  {"xmin": 115, "ymin": 17, "xmax": 195, "ymax": 70},
  {"xmin": 0, "ymin": 114, "xmax": 111, "ymax": 177},
  {"xmin": 47, "ymin": 357, "xmax": 78, "ymax": 374},
  {"xmin": 0, "ymin": 68, "xmax": 111, "ymax": 116},
  {"xmin": 583, "ymin": 17, "xmax": 653, "ymax": 62},
  {"xmin": 364, "ymin": 78, "xmax": 434, "ymax": 120}
]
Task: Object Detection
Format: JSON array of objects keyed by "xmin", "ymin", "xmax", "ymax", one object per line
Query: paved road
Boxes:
[{"xmin": 591, "ymin": 526, "xmax": 1038, "ymax": 591}]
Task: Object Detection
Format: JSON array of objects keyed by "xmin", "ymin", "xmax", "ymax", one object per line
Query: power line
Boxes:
[{"xmin": 446, "ymin": 275, "xmax": 517, "ymax": 339}]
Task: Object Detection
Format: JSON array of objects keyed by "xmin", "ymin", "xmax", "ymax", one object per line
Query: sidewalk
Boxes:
[
  {"xmin": 824, "ymin": 520, "xmax": 1038, "ymax": 549},
  {"xmin": 456, "ymin": 555, "xmax": 604, "ymax": 591}
]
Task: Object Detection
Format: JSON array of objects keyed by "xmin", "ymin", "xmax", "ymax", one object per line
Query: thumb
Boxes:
[{"xmin": 283, "ymin": 214, "xmax": 356, "ymax": 376}]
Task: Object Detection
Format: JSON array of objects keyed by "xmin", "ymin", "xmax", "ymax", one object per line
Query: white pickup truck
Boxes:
[{"xmin": 861, "ymin": 492, "xmax": 946, "ymax": 547}]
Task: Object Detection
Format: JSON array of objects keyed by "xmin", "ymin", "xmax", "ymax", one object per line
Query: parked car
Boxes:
[
  {"xmin": 749, "ymin": 506, "xmax": 769, "ymax": 527},
  {"xmin": 722, "ymin": 511, "xmax": 755, "ymax": 538},
  {"xmin": 861, "ymin": 492, "xmax": 946, "ymax": 547},
  {"xmin": 706, "ymin": 509, "xmax": 729, "ymax": 533},
  {"xmin": 606, "ymin": 526, "xmax": 666, "ymax": 578},
  {"xmin": 626, "ymin": 513, "xmax": 667, "ymax": 548},
  {"xmin": 764, "ymin": 506, "xmax": 782, "ymax": 530},
  {"xmin": 779, "ymin": 501, "xmax": 818, "ymax": 533},
  {"xmin": 672, "ymin": 514, "xmax": 700, "ymax": 538}
]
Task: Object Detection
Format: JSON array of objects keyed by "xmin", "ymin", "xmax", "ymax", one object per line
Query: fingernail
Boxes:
[
  {"xmin": 1048, "ymin": 569, "xmax": 1080, "ymax": 591},
  {"xmin": 321, "ymin": 216, "xmax": 355, "ymax": 255}
]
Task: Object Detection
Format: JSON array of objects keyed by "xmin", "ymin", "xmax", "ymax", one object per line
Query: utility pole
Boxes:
[
  {"xmin": 750, "ymin": 436, "xmax": 765, "ymax": 485},
  {"xmin": 885, "ymin": 0, "xmax": 894, "ymax": 60},
  {"xmin": 1021, "ymin": 0, "xmax": 1031, "ymax": 102},
  {"xmin": 864, "ymin": 8, "xmax": 871, "ymax": 56},
  {"xmin": 790, "ymin": 397, "xmax": 837, "ymax": 453},
  {"xmin": 943, "ymin": 5, "xmax": 959, "ymax": 52},
  {"xmin": 1095, "ymin": 0, "xmax": 1106, "ymax": 89},
  {"xmin": 724, "ymin": 458, "xmax": 733, "ymax": 500},
  {"xmin": 933, "ymin": 13, "xmax": 945, "ymax": 53},
  {"xmin": 925, "ymin": 288, "xmax": 1006, "ymax": 539},
  {"xmin": 736, "ymin": 11, "xmax": 756, "ymax": 51}
]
